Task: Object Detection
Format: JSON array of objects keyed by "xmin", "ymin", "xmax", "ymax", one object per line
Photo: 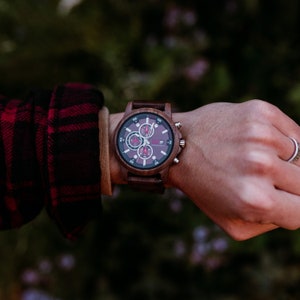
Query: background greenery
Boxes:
[{"xmin": 1, "ymin": 0, "xmax": 300, "ymax": 299}]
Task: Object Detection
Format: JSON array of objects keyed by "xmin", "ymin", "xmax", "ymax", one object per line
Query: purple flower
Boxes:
[
  {"xmin": 38, "ymin": 259, "xmax": 52, "ymax": 274},
  {"xmin": 174, "ymin": 239, "xmax": 186, "ymax": 257},
  {"xmin": 58, "ymin": 254, "xmax": 75, "ymax": 271},
  {"xmin": 193, "ymin": 226, "xmax": 209, "ymax": 242},
  {"xmin": 21, "ymin": 269, "xmax": 40, "ymax": 285},
  {"xmin": 211, "ymin": 237, "xmax": 229, "ymax": 253},
  {"xmin": 184, "ymin": 59, "xmax": 209, "ymax": 81},
  {"xmin": 170, "ymin": 198, "xmax": 182, "ymax": 213},
  {"xmin": 182, "ymin": 10, "xmax": 197, "ymax": 26},
  {"xmin": 164, "ymin": 7, "xmax": 181, "ymax": 29}
]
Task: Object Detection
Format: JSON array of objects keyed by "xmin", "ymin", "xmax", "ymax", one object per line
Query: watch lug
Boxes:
[
  {"xmin": 164, "ymin": 102, "xmax": 172, "ymax": 117},
  {"xmin": 124, "ymin": 101, "xmax": 134, "ymax": 115}
]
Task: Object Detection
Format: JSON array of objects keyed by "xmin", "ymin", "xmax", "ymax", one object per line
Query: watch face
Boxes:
[{"xmin": 116, "ymin": 112, "xmax": 174, "ymax": 170}]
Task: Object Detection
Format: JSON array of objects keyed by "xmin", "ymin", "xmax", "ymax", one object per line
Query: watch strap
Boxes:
[
  {"xmin": 126, "ymin": 101, "xmax": 172, "ymax": 117},
  {"xmin": 128, "ymin": 173, "xmax": 165, "ymax": 194},
  {"xmin": 132, "ymin": 101, "xmax": 166, "ymax": 110}
]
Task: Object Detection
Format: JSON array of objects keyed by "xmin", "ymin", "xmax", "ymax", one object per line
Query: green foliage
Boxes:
[{"xmin": 1, "ymin": 0, "xmax": 300, "ymax": 299}]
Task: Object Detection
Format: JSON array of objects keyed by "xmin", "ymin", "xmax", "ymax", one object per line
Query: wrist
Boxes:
[
  {"xmin": 108, "ymin": 106, "xmax": 188, "ymax": 191},
  {"xmin": 167, "ymin": 111, "xmax": 190, "ymax": 189},
  {"xmin": 109, "ymin": 113, "xmax": 190, "ymax": 188},
  {"xmin": 109, "ymin": 112, "xmax": 126, "ymax": 185}
]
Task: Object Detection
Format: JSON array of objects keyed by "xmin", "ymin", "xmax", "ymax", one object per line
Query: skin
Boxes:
[{"xmin": 110, "ymin": 100, "xmax": 300, "ymax": 240}]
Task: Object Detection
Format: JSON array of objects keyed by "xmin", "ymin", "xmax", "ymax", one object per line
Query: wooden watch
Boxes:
[{"xmin": 114, "ymin": 101, "xmax": 185, "ymax": 193}]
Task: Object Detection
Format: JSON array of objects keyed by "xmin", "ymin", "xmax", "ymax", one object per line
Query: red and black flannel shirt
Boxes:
[{"xmin": 0, "ymin": 83, "xmax": 104, "ymax": 240}]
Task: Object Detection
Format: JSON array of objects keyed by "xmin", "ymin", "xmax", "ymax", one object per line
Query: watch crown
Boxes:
[
  {"xmin": 179, "ymin": 138, "xmax": 186, "ymax": 148},
  {"xmin": 175, "ymin": 122, "xmax": 182, "ymax": 129},
  {"xmin": 173, "ymin": 157, "xmax": 180, "ymax": 164}
]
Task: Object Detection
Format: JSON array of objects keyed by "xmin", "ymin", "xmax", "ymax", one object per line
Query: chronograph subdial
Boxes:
[
  {"xmin": 137, "ymin": 144, "xmax": 153, "ymax": 161},
  {"xmin": 126, "ymin": 131, "xmax": 143, "ymax": 150},
  {"xmin": 139, "ymin": 121, "xmax": 156, "ymax": 138}
]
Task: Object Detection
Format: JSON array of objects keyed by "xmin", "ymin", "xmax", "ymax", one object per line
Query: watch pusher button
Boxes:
[
  {"xmin": 173, "ymin": 157, "xmax": 180, "ymax": 164},
  {"xmin": 175, "ymin": 122, "xmax": 182, "ymax": 129},
  {"xmin": 179, "ymin": 139, "xmax": 186, "ymax": 148}
]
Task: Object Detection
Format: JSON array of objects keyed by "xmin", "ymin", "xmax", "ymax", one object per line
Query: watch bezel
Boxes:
[{"xmin": 114, "ymin": 107, "xmax": 182, "ymax": 176}]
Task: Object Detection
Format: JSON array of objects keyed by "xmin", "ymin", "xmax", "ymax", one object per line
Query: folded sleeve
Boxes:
[{"xmin": 0, "ymin": 83, "xmax": 104, "ymax": 240}]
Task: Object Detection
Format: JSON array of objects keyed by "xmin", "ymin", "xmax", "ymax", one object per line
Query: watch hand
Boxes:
[
  {"xmin": 150, "ymin": 122, "xmax": 155, "ymax": 132},
  {"xmin": 142, "ymin": 135, "xmax": 150, "ymax": 146}
]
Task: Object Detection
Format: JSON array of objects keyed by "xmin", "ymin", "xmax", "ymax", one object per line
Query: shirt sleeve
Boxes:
[{"xmin": 0, "ymin": 83, "xmax": 104, "ymax": 240}]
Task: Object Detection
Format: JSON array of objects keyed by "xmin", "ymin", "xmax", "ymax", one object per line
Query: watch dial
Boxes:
[{"xmin": 117, "ymin": 112, "xmax": 174, "ymax": 170}]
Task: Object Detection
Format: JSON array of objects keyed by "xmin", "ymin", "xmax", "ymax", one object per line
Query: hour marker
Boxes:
[
  {"xmin": 124, "ymin": 149, "xmax": 130, "ymax": 153},
  {"xmin": 143, "ymin": 159, "xmax": 147, "ymax": 166},
  {"xmin": 126, "ymin": 128, "xmax": 132, "ymax": 132},
  {"xmin": 162, "ymin": 129, "xmax": 168, "ymax": 134},
  {"xmin": 161, "ymin": 150, "xmax": 167, "ymax": 156},
  {"xmin": 146, "ymin": 117, "xmax": 149, "ymax": 123},
  {"xmin": 136, "ymin": 123, "xmax": 140, "ymax": 127}
]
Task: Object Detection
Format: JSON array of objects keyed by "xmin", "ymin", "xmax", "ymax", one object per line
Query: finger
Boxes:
[
  {"xmin": 255, "ymin": 123, "xmax": 300, "ymax": 165},
  {"xmin": 252, "ymin": 102, "xmax": 300, "ymax": 161},
  {"xmin": 222, "ymin": 219, "xmax": 278, "ymax": 241},
  {"xmin": 271, "ymin": 189, "xmax": 300, "ymax": 230},
  {"xmin": 269, "ymin": 109, "xmax": 300, "ymax": 162},
  {"xmin": 246, "ymin": 123, "xmax": 296, "ymax": 163},
  {"xmin": 274, "ymin": 158, "xmax": 300, "ymax": 195},
  {"xmin": 266, "ymin": 127, "xmax": 296, "ymax": 161},
  {"xmin": 265, "ymin": 103, "xmax": 300, "ymax": 139}
]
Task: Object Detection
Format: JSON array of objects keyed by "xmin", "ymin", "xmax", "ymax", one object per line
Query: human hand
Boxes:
[{"xmin": 169, "ymin": 100, "xmax": 300, "ymax": 240}]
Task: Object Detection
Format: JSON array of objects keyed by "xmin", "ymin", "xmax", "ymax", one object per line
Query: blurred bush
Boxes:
[{"xmin": 1, "ymin": 0, "xmax": 300, "ymax": 299}]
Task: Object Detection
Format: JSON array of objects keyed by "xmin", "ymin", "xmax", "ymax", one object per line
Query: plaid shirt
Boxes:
[{"xmin": 0, "ymin": 83, "xmax": 104, "ymax": 240}]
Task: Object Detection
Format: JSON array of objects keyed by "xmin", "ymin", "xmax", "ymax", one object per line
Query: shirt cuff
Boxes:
[{"xmin": 99, "ymin": 106, "xmax": 113, "ymax": 196}]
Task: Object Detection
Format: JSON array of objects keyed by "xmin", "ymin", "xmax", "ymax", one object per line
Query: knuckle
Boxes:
[
  {"xmin": 240, "ymin": 103, "xmax": 279, "ymax": 146},
  {"xmin": 235, "ymin": 182, "xmax": 275, "ymax": 221},
  {"xmin": 242, "ymin": 123, "xmax": 275, "ymax": 148},
  {"xmin": 246, "ymin": 122, "xmax": 273, "ymax": 141},
  {"xmin": 245, "ymin": 99, "xmax": 278, "ymax": 119},
  {"xmin": 242, "ymin": 150, "xmax": 276, "ymax": 176}
]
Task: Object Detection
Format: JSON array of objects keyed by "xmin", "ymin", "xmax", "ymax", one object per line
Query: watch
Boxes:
[{"xmin": 114, "ymin": 101, "xmax": 186, "ymax": 193}]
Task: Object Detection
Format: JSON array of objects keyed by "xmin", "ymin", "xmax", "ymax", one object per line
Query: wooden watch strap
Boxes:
[
  {"xmin": 131, "ymin": 101, "xmax": 166, "ymax": 111},
  {"xmin": 128, "ymin": 173, "xmax": 165, "ymax": 194}
]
